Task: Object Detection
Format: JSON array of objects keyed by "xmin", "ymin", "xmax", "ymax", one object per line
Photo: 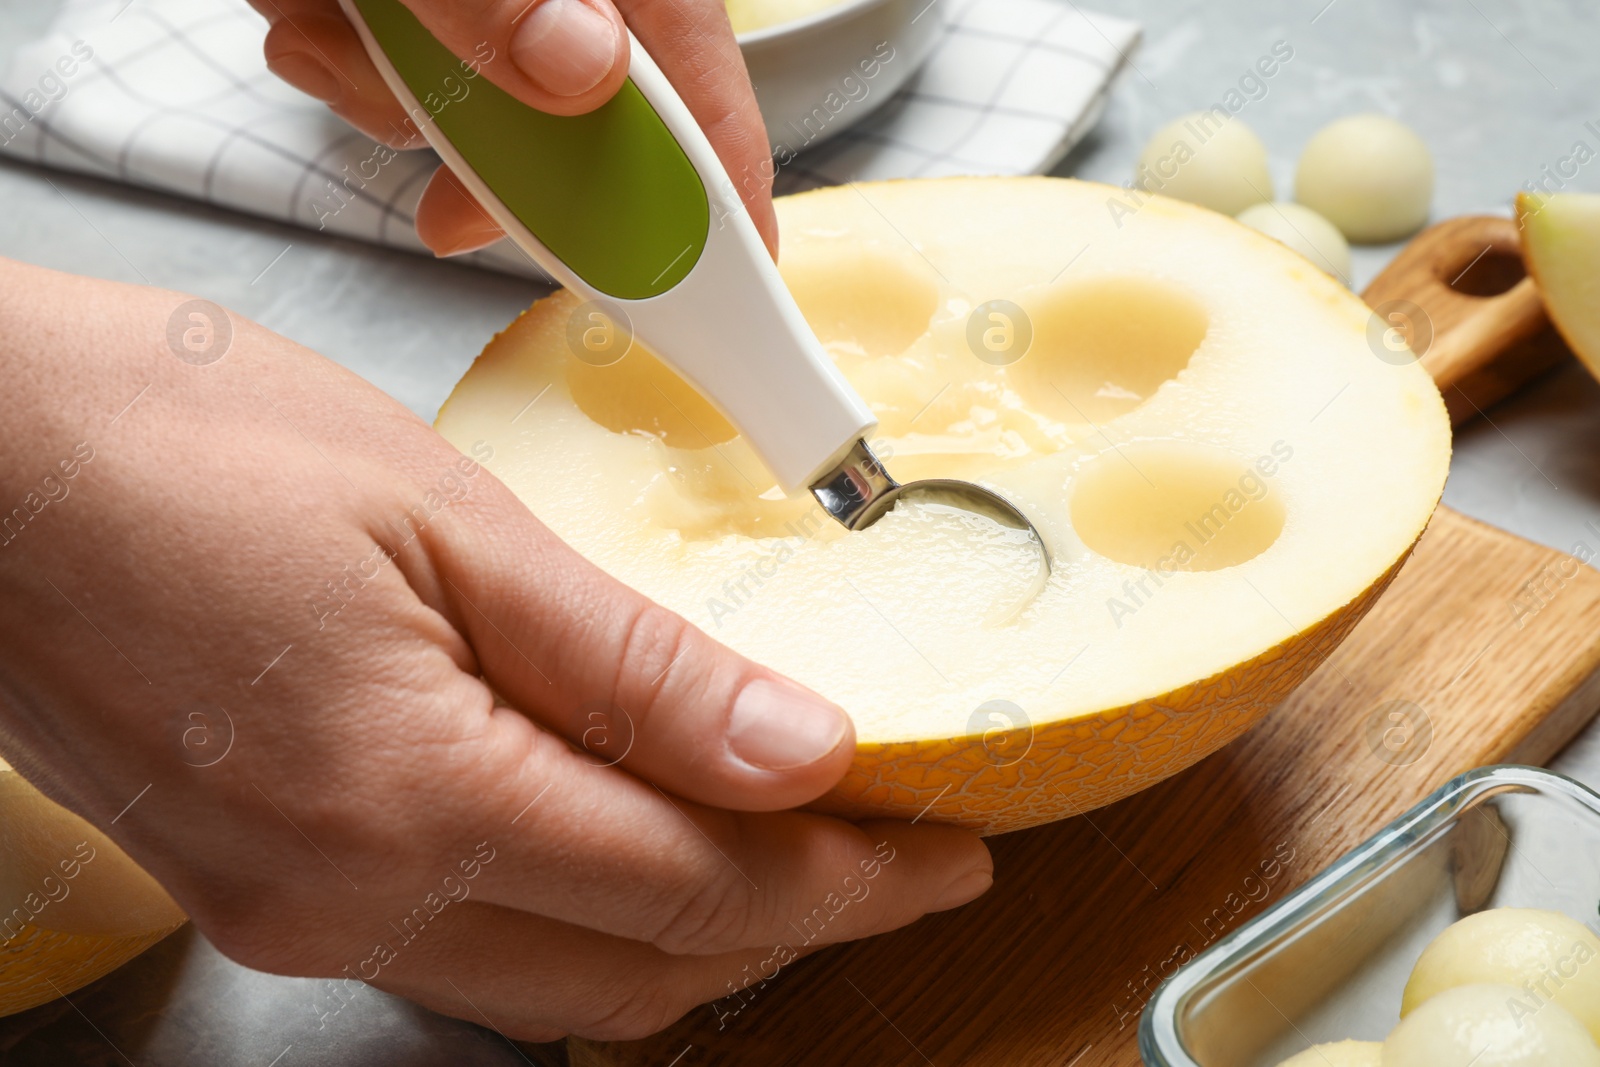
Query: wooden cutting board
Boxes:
[{"xmin": 568, "ymin": 218, "xmax": 1600, "ymax": 1067}]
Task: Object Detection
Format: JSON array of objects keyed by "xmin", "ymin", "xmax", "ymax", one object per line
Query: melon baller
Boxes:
[{"xmin": 339, "ymin": 0, "xmax": 1048, "ymax": 570}]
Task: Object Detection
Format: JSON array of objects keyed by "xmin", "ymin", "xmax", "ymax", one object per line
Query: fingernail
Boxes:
[
  {"xmin": 728, "ymin": 679, "xmax": 848, "ymax": 771},
  {"xmin": 931, "ymin": 869, "xmax": 993, "ymax": 912},
  {"xmin": 266, "ymin": 51, "xmax": 343, "ymax": 104},
  {"xmin": 430, "ymin": 226, "xmax": 505, "ymax": 257},
  {"xmin": 511, "ymin": 0, "xmax": 619, "ymax": 97}
]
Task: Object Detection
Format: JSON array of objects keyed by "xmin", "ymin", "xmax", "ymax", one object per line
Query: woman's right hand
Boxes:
[{"xmin": 251, "ymin": 0, "xmax": 781, "ymax": 258}]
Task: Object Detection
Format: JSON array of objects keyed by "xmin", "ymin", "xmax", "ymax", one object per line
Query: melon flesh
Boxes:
[
  {"xmin": 1384, "ymin": 983, "xmax": 1600, "ymax": 1066},
  {"xmin": 1403, "ymin": 908, "xmax": 1600, "ymax": 1043},
  {"xmin": 1274, "ymin": 1041, "xmax": 1382, "ymax": 1067},
  {"xmin": 1518, "ymin": 191, "xmax": 1600, "ymax": 380},
  {"xmin": 437, "ymin": 177, "xmax": 1450, "ymax": 832},
  {"xmin": 724, "ymin": 0, "xmax": 843, "ymax": 33}
]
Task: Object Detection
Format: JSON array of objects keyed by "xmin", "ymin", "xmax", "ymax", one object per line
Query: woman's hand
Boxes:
[
  {"xmin": 249, "ymin": 0, "xmax": 779, "ymax": 258},
  {"xmin": 0, "ymin": 259, "xmax": 988, "ymax": 1040}
]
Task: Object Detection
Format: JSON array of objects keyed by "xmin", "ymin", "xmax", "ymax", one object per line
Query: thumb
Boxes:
[
  {"xmin": 428, "ymin": 475, "xmax": 857, "ymax": 813},
  {"xmin": 402, "ymin": 0, "xmax": 631, "ymax": 113}
]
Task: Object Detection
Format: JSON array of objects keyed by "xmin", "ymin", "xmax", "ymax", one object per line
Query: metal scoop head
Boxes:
[{"xmin": 810, "ymin": 439, "xmax": 1051, "ymax": 574}]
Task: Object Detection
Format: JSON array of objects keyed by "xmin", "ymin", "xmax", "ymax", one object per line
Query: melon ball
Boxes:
[
  {"xmin": 1236, "ymin": 202, "xmax": 1352, "ymax": 281},
  {"xmin": 1403, "ymin": 908, "xmax": 1600, "ymax": 1042},
  {"xmin": 1295, "ymin": 114, "xmax": 1433, "ymax": 243},
  {"xmin": 1385, "ymin": 983, "xmax": 1600, "ymax": 1065},
  {"xmin": 1274, "ymin": 1039, "xmax": 1382, "ymax": 1066},
  {"xmin": 1136, "ymin": 112, "xmax": 1273, "ymax": 216}
]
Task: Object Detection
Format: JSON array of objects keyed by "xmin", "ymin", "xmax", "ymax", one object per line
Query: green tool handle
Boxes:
[{"xmin": 341, "ymin": 0, "xmax": 876, "ymax": 490}]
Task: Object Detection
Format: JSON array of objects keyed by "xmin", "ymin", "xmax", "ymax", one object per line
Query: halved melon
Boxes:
[
  {"xmin": 1518, "ymin": 191, "xmax": 1600, "ymax": 380},
  {"xmin": 0, "ymin": 758, "xmax": 186, "ymax": 1015},
  {"xmin": 437, "ymin": 177, "xmax": 1451, "ymax": 834}
]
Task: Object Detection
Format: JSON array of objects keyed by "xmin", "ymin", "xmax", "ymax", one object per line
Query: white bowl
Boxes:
[{"xmin": 736, "ymin": 0, "xmax": 943, "ymax": 158}]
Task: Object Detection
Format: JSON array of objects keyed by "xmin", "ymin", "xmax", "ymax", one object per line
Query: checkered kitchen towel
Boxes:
[{"xmin": 0, "ymin": 0, "xmax": 1139, "ymax": 279}]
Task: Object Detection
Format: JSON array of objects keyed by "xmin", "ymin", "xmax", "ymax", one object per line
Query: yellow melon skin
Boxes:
[
  {"xmin": 807, "ymin": 549, "xmax": 1406, "ymax": 834},
  {"xmin": 0, "ymin": 761, "xmax": 187, "ymax": 1016},
  {"xmin": 437, "ymin": 177, "xmax": 1449, "ymax": 838},
  {"xmin": 0, "ymin": 922, "xmax": 183, "ymax": 1016}
]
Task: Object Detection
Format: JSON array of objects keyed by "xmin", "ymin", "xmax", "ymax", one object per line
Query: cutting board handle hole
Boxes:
[{"xmin": 1445, "ymin": 247, "xmax": 1526, "ymax": 298}]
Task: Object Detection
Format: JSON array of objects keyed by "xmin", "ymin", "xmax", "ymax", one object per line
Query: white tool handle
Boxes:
[
  {"xmin": 611, "ymin": 37, "xmax": 876, "ymax": 488},
  {"xmin": 340, "ymin": 0, "xmax": 877, "ymax": 491}
]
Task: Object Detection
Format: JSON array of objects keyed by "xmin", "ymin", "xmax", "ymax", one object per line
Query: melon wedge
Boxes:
[
  {"xmin": 0, "ymin": 757, "xmax": 186, "ymax": 1015},
  {"xmin": 1518, "ymin": 191, "xmax": 1600, "ymax": 380},
  {"xmin": 437, "ymin": 177, "xmax": 1451, "ymax": 834}
]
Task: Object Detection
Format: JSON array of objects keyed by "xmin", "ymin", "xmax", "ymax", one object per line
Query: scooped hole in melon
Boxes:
[
  {"xmin": 1012, "ymin": 275, "xmax": 1208, "ymax": 424},
  {"xmin": 780, "ymin": 245, "xmax": 941, "ymax": 358},
  {"xmin": 1071, "ymin": 442, "xmax": 1286, "ymax": 571},
  {"xmin": 566, "ymin": 339, "xmax": 737, "ymax": 449}
]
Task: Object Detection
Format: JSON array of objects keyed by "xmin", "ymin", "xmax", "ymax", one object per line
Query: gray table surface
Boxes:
[{"xmin": 1, "ymin": 0, "xmax": 1599, "ymax": 1063}]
